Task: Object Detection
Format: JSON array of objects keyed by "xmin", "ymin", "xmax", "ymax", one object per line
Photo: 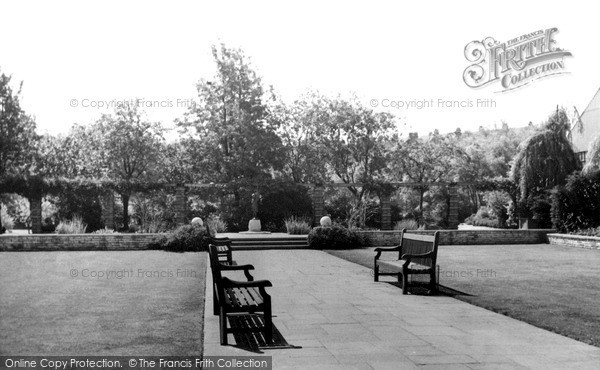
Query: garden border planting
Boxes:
[{"xmin": 358, "ymin": 229, "xmax": 555, "ymax": 247}]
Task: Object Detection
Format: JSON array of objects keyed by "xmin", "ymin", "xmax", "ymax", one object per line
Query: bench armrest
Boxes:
[
  {"xmin": 374, "ymin": 246, "xmax": 401, "ymax": 260},
  {"xmin": 221, "ymin": 277, "xmax": 273, "ymax": 288},
  {"xmin": 219, "ymin": 263, "xmax": 254, "ymax": 271},
  {"xmin": 219, "ymin": 263, "xmax": 254, "ymax": 280},
  {"xmin": 401, "ymin": 251, "xmax": 435, "ymax": 261}
]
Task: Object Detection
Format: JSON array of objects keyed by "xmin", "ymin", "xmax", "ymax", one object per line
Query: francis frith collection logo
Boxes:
[{"xmin": 463, "ymin": 27, "xmax": 572, "ymax": 92}]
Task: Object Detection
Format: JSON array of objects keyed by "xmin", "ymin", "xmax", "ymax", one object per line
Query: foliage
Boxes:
[
  {"xmin": 324, "ymin": 190, "xmax": 387, "ymax": 229},
  {"xmin": 219, "ymin": 180, "xmax": 312, "ymax": 232},
  {"xmin": 392, "ymin": 133, "xmax": 466, "ymax": 224},
  {"xmin": 131, "ymin": 192, "xmax": 176, "ymax": 233},
  {"xmin": 177, "ymin": 44, "xmax": 285, "ymax": 183},
  {"xmin": 483, "ymin": 191, "xmax": 511, "ymax": 228},
  {"xmin": 271, "ymin": 92, "xmax": 330, "ymax": 183},
  {"xmin": 527, "ymin": 194, "xmax": 552, "ymax": 228},
  {"xmin": 394, "ymin": 219, "xmax": 419, "ymax": 230},
  {"xmin": 274, "ymin": 91, "xmax": 400, "ymax": 227},
  {"xmin": 33, "ymin": 104, "xmax": 166, "ymax": 230},
  {"xmin": 464, "ymin": 207, "xmax": 500, "ymax": 228},
  {"xmin": 92, "ymin": 105, "xmax": 166, "ymax": 229},
  {"xmin": 51, "ymin": 188, "xmax": 103, "ymax": 232},
  {"xmin": 152, "ymin": 225, "xmax": 208, "ymax": 252},
  {"xmin": 55, "ymin": 216, "xmax": 87, "ymax": 234},
  {"xmin": 511, "ymin": 108, "xmax": 579, "ymax": 215},
  {"xmin": 0, "ymin": 70, "xmax": 38, "ymax": 177},
  {"xmin": 452, "ymin": 124, "xmax": 536, "ymax": 213},
  {"xmin": 569, "ymin": 226, "xmax": 600, "ymax": 237},
  {"xmin": 551, "ymin": 170, "xmax": 600, "ymax": 232},
  {"xmin": 1, "ymin": 206, "xmax": 14, "ymax": 232},
  {"xmin": 206, "ymin": 215, "xmax": 227, "ymax": 234},
  {"xmin": 284, "ymin": 216, "xmax": 311, "ymax": 234},
  {"xmin": 1, "ymin": 193, "xmax": 29, "ymax": 224},
  {"xmin": 308, "ymin": 225, "xmax": 369, "ymax": 249}
]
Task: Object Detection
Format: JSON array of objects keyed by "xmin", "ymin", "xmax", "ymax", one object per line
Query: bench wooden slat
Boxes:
[
  {"xmin": 402, "ymin": 233, "xmax": 437, "ymax": 243},
  {"xmin": 377, "ymin": 260, "xmax": 431, "ymax": 272}
]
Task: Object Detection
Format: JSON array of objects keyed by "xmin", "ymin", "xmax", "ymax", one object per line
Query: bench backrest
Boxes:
[
  {"xmin": 208, "ymin": 244, "xmax": 224, "ymax": 284},
  {"xmin": 401, "ymin": 231, "xmax": 440, "ymax": 268}
]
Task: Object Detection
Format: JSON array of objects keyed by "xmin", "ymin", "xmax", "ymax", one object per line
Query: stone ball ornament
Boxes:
[
  {"xmin": 191, "ymin": 217, "xmax": 204, "ymax": 227},
  {"xmin": 320, "ymin": 216, "xmax": 332, "ymax": 226}
]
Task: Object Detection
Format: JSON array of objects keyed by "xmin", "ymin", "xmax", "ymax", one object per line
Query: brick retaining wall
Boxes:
[
  {"xmin": 1, "ymin": 229, "xmax": 559, "ymax": 251},
  {"xmin": 547, "ymin": 234, "xmax": 600, "ymax": 250},
  {"xmin": 358, "ymin": 229, "xmax": 554, "ymax": 247},
  {"xmin": 0, "ymin": 234, "xmax": 165, "ymax": 251}
]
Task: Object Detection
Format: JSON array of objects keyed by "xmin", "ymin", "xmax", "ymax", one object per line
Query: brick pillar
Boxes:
[
  {"xmin": 101, "ymin": 191, "xmax": 115, "ymax": 230},
  {"xmin": 312, "ymin": 186, "xmax": 324, "ymax": 226},
  {"xmin": 448, "ymin": 185, "xmax": 459, "ymax": 230},
  {"xmin": 175, "ymin": 186, "xmax": 187, "ymax": 226},
  {"xmin": 380, "ymin": 194, "xmax": 392, "ymax": 230},
  {"xmin": 29, "ymin": 196, "xmax": 42, "ymax": 234}
]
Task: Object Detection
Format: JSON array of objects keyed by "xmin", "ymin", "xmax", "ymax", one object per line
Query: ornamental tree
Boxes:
[{"xmin": 510, "ymin": 108, "xmax": 580, "ymax": 220}]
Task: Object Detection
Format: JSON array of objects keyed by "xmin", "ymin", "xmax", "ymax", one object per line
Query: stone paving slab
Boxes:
[{"xmin": 203, "ymin": 250, "xmax": 600, "ymax": 369}]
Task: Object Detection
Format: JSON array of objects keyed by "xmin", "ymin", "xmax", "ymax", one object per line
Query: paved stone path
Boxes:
[{"xmin": 203, "ymin": 250, "xmax": 600, "ymax": 369}]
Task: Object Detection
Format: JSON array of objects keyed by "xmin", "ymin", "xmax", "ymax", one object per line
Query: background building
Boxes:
[{"xmin": 569, "ymin": 88, "xmax": 600, "ymax": 164}]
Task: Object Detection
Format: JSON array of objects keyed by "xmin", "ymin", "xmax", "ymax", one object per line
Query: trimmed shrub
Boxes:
[
  {"xmin": 464, "ymin": 207, "xmax": 500, "ymax": 228},
  {"xmin": 285, "ymin": 216, "xmax": 311, "ymax": 234},
  {"xmin": 308, "ymin": 225, "xmax": 369, "ymax": 249},
  {"xmin": 153, "ymin": 225, "xmax": 208, "ymax": 252}
]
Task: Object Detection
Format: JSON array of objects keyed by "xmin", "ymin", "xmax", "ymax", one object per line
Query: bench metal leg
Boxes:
[
  {"xmin": 373, "ymin": 261, "xmax": 379, "ymax": 282},
  {"xmin": 213, "ymin": 286, "xmax": 219, "ymax": 315},
  {"xmin": 219, "ymin": 309, "xmax": 228, "ymax": 345},
  {"xmin": 428, "ymin": 271, "xmax": 437, "ymax": 295},
  {"xmin": 401, "ymin": 269, "xmax": 409, "ymax": 295},
  {"xmin": 264, "ymin": 310, "xmax": 273, "ymax": 344}
]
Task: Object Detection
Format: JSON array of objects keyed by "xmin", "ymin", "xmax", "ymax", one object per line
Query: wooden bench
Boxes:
[
  {"xmin": 206, "ymin": 224, "xmax": 233, "ymax": 264},
  {"xmin": 208, "ymin": 244, "xmax": 273, "ymax": 345},
  {"xmin": 374, "ymin": 230, "xmax": 440, "ymax": 294}
]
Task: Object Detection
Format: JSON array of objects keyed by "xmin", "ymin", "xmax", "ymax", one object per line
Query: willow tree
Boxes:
[{"xmin": 510, "ymin": 108, "xmax": 580, "ymax": 220}]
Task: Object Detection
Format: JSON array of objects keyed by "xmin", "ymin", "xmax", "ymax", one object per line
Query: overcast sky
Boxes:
[{"xmin": 1, "ymin": 0, "xmax": 599, "ymax": 137}]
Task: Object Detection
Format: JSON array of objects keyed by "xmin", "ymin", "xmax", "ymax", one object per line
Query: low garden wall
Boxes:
[
  {"xmin": 547, "ymin": 234, "xmax": 600, "ymax": 250},
  {"xmin": 1, "ymin": 229, "xmax": 559, "ymax": 251},
  {"xmin": 358, "ymin": 229, "xmax": 555, "ymax": 247},
  {"xmin": 0, "ymin": 233, "xmax": 164, "ymax": 251}
]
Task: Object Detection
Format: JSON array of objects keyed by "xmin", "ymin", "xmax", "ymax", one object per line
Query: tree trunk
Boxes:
[
  {"xmin": 121, "ymin": 193, "xmax": 130, "ymax": 230},
  {"xmin": 0, "ymin": 203, "xmax": 3, "ymax": 234}
]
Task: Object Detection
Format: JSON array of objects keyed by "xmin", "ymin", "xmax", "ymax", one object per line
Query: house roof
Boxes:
[{"xmin": 570, "ymin": 88, "xmax": 600, "ymax": 153}]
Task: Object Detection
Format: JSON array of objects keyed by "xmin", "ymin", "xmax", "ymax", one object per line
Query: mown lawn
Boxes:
[
  {"xmin": 326, "ymin": 243, "xmax": 600, "ymax": 347},
  {"xmin": 0, "ymin": 251, "xmax": 206, "ymax": 355}
]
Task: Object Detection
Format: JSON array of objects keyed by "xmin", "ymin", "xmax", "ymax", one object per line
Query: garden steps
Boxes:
[{"xmin": 227, "ymin": 236, "xmax": 308, "ymax": 250}]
